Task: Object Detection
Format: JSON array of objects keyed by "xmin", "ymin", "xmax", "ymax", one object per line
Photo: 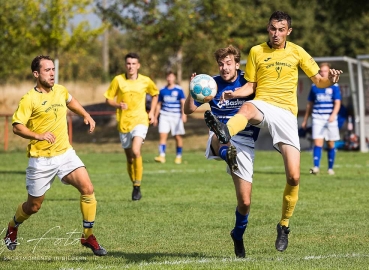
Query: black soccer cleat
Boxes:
[
  {"xmin": 226, "ymin": 145, "xmax": 238, "ymax": 173},
  {"xmin": 204, "ymin": 110, "xmax": 231, "ymax": 144},
  {"xmin": 230, "ymin": 230, "xmax": 245, "ymax": 258},
  {"xmin": 275, "ymin": 223, "xmax": 290, "ymax": 252},
  {"xmin": 132, "ymin": 186, "xmax": 142, "ymax": 201}
]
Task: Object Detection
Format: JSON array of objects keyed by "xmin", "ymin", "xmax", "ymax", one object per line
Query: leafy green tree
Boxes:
[
  {"xmin": 0, "ymin": 0, "xmax": 107, "ymax": 82},
  {"xmin": 0, "ymin": 1, "xmax": 39, "ymax": 80}
]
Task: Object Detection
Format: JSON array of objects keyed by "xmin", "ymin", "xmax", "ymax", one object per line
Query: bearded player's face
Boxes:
[{"xmin": 217, "ymin": 55, "xmax": 239, "ymax": 83}]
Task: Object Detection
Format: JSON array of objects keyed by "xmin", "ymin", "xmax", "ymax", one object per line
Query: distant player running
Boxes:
[
  {"xmin": 154, "ymin": 71, "xmax": 187, "ymax": 164},
  {"xmin": 302, "ymin": 62, "xmax": 342, "ymax": 175},
  {"xmin": 4, "ymin": 55, "xmax": 107, "ymax": 256},
  {"xmin": 184, "ymin": 45, "xmax": 259, "ymax": 258},
  {"xmin": 204, "ymin": 11, "xmax": 342, "ymax": 252},
  {"xmin": 105, "ymin": 52, "xmax": 159, "ymax": 201}
]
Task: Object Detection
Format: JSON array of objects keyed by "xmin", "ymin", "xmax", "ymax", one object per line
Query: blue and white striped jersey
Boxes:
[
  {"xmin": 158, "ymin": 85, "xmax": 186, "ymax": 116},
  {"xmin": 308, "ymin": 83, "xmax": 341, "ymax": 120},
  {"xmin": 195, "ymin": 70, "xmax": 260, "ymax": 147}
]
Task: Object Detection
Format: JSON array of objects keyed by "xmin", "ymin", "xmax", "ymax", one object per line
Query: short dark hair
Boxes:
[
  {"xmin": 31, "ymin": 55, "xmax": 53, "ymax": 72},
  {"xmin": 214, "ymin": 45, "xmax": 241, "ymax": 64},
  {"xmin": 269, "ymin": 11, "xmax": 292, "ymax": 28},
  {"xmin": 166, "ymin": 70, "xmax": 175, "ymax": 76},
  {"xmin": 125, "ymin": 52, "xmax": 140, "ymax": 62}
]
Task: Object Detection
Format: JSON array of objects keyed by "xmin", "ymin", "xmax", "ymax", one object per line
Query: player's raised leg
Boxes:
[
  {"xmin": 204, "ymin": 110, "xmax": 231, "ymax": 144},
  {"xmin": 276, "ymin": 143, "xmax": 300, "ymax": 252}
]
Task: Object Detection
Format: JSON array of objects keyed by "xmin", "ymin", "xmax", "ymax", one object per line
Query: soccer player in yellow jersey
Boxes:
[
  {"xmin": 3, "ymin": 55, "xmax": 107, "ymax": 256},
  {"xmin": 104, "ymin": 52, "xmax": 159, "ymax": 201},
  {"xmin": 204, "ymin": 11, "xmax": 343, "ymax": 252}
]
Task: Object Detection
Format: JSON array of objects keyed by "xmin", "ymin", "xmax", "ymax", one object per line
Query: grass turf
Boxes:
[{"xmin": 0, "ymin": 150, "xmax": 368, "ymax": 269}]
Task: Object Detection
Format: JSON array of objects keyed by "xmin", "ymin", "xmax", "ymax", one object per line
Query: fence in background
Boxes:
[{"xmin": 1, "ymin": 111, "xmax": 116, "ymax": 151}]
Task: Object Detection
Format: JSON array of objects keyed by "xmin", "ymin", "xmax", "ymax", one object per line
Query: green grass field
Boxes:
[{"xmin": 0, "ymin": 149, "xmax": 369, "ymax": 269}]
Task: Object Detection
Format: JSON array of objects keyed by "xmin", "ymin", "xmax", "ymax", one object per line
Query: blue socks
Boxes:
[
  {"xmin": 218, "ymin": 145, "xmax": 228, "ymax": 161},
  {"xmin": 176, "ymin": 146, "xmax": 183, "ymax": 157},
  {"xmin": 159, "ymin": 144, "xmax": 166, "ymax": 155},
  {"xmin": 313, "ymin": 146, "xmax": 322, "ymax": 167},
  {"xmin": 233, "ymin": 210, "xmax": 249, "ymax": 240},
  {"xmin": 328, "ymin": 148, "xmax": 336, "ymax": 169}
]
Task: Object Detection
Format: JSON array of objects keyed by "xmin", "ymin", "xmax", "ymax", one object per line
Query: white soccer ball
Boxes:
[{"xmin": 189, "ymin": 74, "xmax": 217, "ymax": 103}]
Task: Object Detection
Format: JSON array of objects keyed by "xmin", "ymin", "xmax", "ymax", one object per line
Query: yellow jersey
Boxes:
[
  {"xmin": 12, "ymin": 84, "xmax": 72, "ymax": 157},
  {"xmin": 104, "ymin": 74, "xmax": 159, "ymax": 133},
  {"xmin": 245, "ymin": 41, "xmax": 319, "ymax": 116}
]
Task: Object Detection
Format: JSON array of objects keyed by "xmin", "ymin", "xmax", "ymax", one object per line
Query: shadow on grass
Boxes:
[
  {"xmin": 97, "ymin": 251, "xmax": 212, "ymax": 263},
  {"xmin": 47, "ymin": 198, "xmax": 79, "ymax": 202},
  {"xmin": 0, "ymin": 170, "xmax": 25, "ymax": 175}
]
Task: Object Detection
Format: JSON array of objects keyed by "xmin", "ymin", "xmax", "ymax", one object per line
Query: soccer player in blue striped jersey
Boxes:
[
  {"xmin": 184, "ymin": 45, "xmax": 259, "ymax": 258},
  {"xmin": 302, "ymin": 62, "xmax": 342, "ymax": 175},
  {"xmin": 154, "ymin": 71, "xmax": 187, "ymax": 164}
]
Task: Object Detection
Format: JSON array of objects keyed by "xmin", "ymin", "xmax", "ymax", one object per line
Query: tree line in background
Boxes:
[{"xmin": 1, "ymin": 0, "xmax": 369, "ymax": 84}]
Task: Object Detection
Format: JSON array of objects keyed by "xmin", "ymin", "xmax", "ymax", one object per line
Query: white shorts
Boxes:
[
  {"xmin": 26, "ymin": 148, "xmax": 85, "ymax": 197},
  {"xmin": 158, "ymin": 113, "xmax": 185, "ymax": 136},
  {"xmin": 119, "ymin": 124, "xmax": 148, "ymax": 149},
  {"xmin": 312, "ymin": 118, "xmax": 340, "ymax": 141},
  {"xmin": 249, "ymin": 100, "xmax": 300, "ymax": 152},
  {"xmin": 205, "ymin": 132, "xmax": 255, "ymax": 183}
]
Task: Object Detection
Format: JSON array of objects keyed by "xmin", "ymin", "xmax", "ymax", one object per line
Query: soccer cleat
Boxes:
[
  {"xmin": 132, "ymin": 186, "xmax": 142, "ymax": 201},
  {"xmin": 81, "ymin": 234, "xmax": 107, "ymax": 256},
  {"xmin": 230, "ymin": 230, "xmax": 245, "ymax": 258},
  {"xmin": 174, "ymin": 157, "xmax": 182, "ymax": 164},
  {"xmin": 4, "ymin": 224, "xmax": 18, "ymax": 251},
  {"xmin": 154, "ymin": 156, "xmax": 166, "ymax": 163},
  {"xmin": 327, "ymin": 169, "xmax": 335, "ymax": 175},
  {"xmin": 275, "ymin": 223, "xmax": 290, "ymax": 252},
  {"xmin": 204, "ymin": 110, "xmax": 231, "ymax": 144},
  {"xmin": 226, "ymin": 145, "xmax": 238, "ymax": 173},
  {"xmin": 309, "ymin": 166, "xmax": 320, "ymax": 174}
]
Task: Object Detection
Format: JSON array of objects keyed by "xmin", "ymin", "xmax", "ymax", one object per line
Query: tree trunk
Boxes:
[{"xmin": 176, "ymin": 47, "xmax": 183, "ymax": 84}]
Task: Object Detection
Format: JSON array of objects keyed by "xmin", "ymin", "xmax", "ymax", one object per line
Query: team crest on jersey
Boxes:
[
  {"xmin": 171, "ymin": 91, "xmax": 178, "ymax": 97},
  {"xmin": 275, "ymin": 66, "xmax": 282, "ymax": 79},
  {"xmin": 325, "ymin": 88, "xmax": 333, "ymax": 95}
]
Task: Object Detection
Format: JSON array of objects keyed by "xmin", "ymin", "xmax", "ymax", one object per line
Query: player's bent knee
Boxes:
[
  {"xmin": 25, "ymin": 202, "xmax": 42, "ymax": 214},
  {"xmin": 287, "ymin": 175, "xmax": 300, "ymax": 186}
]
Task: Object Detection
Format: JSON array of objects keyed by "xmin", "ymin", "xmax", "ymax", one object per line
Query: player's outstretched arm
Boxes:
[
  {"xmin": 310, "ymin": 69, "xmax": 343, "ymax": 88},
  {"xmin": 221, "ymin": 81, "xmax": 256, "ymax": 101},
  {"xmin": 67, "ymin": 97, "xmax": 95, "ymax": 133}
]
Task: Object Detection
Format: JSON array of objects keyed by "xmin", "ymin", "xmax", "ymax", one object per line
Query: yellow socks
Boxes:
[
  {"xmin": 133, "ymin": 156, "xmax": 143, "ymax": 186},
  {"xmin": 9, "ymin": 203, "xmax": 30, "ymax": 227},
  {"xmin": 80, "ymin": 193, "xmax": 97, "ymax": 239},
  {"xmin": 226, "ymin": 114, "xmax": 249, "ymax": 136},
  {"xmin": 280, "ymin": 183, "xmax": 299, "ymax": 227}
]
